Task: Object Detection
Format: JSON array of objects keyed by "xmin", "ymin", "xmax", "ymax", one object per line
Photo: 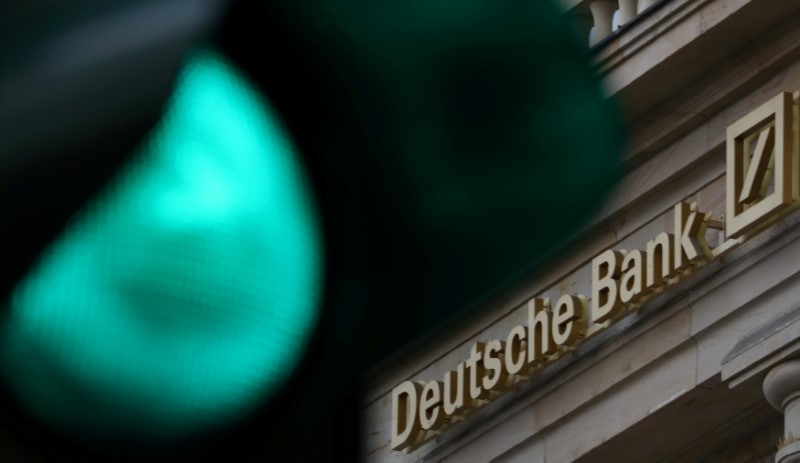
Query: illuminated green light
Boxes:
[{"xmin": 1, "ymin": 48, "xmax": 322, "ymax": 441}]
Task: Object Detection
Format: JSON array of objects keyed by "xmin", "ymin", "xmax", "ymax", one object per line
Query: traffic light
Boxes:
[
  {"xmin": 0, "ymin": 0, "xmax": 623, "ymax": 461},
  {"xmin": 1, "ymin": 46, "xmax": 324, "ymax": 443},
  {"xmin": 219, "ymin": 0, "xmax": 624, "ymax": 366}
]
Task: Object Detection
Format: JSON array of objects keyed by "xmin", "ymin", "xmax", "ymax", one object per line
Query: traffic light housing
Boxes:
[{"xmin": 0, "ymin": 0, "xmax": 624, "ymax": 461}]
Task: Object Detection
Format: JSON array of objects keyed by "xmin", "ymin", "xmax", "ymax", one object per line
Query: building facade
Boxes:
[{"xmin": 361, "ymin": 0, "xmax": 800, "ymax": 461}]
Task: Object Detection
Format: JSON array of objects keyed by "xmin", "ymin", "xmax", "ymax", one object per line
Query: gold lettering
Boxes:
[
  {"xmin": 646, "ymin": 232, "xmax": 675, "ymax": 288},
  {"xmin": 674, "ymin": 202, "xmax": 711, "ymax": 270},
  {"xmin": 527, "ymin": 298, "xmax": 555, "ymax": 366},
  {"xmin": 552, "ymin": 294, "xmax": 587, "ymax": 348},
  {"xmin": 482, "ymin": 340, "xmax": 508, "ymax": 391},
  {"xmin": 620, "ymin": 249, "xmax": 644, "ymax": 304},
  {"xmin": 389, "ymin": 98, "xmax": 800, "ymax": 451},
  {"xmin": 419, "ymin": 381, "xmax": 445, "ymax": 430},
  {"xmin": 591, "ymin": 250, "xmax": 624, "ymax": 324},
  {"xmin": 443, "ymin": 363, "xmax": 470, "ymax": 415},
  {"xmin": 467, "ymin": 342, "xmax": 487, "ymax": 400},
  {"xmin": 504, "ymin": 325, "xmax": 531, "ymax": 376},
  {"xmin": 391, "ymin": 381, "xmax": 423, "ymax": 450}
]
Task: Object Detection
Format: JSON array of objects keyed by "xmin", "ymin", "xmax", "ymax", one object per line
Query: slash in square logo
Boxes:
[{"xmin": 726, "ymin": 92, "xmax": 797, "ymax": 239}]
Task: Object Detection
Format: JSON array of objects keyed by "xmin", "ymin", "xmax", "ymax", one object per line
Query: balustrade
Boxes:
[{"xmin": 579, "ymin": 0, "xmax": 664, "ymax": 47}]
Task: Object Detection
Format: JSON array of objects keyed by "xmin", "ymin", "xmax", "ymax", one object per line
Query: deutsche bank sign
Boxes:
[{"xmin": 391, "ymin": 91, "xmax": 800, "ymax": 453}]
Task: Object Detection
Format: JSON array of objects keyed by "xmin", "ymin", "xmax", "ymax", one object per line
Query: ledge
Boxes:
[{"xmin": 721, "ymin": 306, "xmax": 800, "ymax": 389}]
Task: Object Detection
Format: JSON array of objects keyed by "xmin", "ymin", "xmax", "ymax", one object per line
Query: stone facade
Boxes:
[{"xmin": 362, "ymin": 0, "xmax": 800, "ymax": 461}]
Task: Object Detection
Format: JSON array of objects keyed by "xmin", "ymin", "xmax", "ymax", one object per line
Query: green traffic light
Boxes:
[{"xmin": 0, "ymin": 48, "xmax": 323, "ymax": 441}]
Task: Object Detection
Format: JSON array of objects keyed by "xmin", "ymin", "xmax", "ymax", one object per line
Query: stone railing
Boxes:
[{"xmin": 565, "ymin": 0, "xmax": 666, "ymax": 46}]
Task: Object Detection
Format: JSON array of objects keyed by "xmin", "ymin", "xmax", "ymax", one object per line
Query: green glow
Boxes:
[{"xmin": 1, "ymin": 48, "xmax": 323, "ymax": 440}]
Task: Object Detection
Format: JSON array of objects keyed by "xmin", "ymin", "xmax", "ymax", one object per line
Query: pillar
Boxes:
[{"xmin": 763, "ymin": 360, "xmax": 800, "ymax": 462}]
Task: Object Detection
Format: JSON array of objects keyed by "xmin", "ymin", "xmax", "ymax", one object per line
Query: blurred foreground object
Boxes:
[
  {"xmin": 220, "ymin": 0, "xmax": 625, "ymax": 365},
  {"xmin": 1, "ymin": 47, "xmax": 323, "ymax": 442},
  {"xmin": 0, "ymin": 0, "xmax": 624, "ymax": 460}
]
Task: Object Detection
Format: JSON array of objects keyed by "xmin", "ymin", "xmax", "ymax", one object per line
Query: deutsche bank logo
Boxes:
[{"xmin": 726, "ymin": 92, "xmax": 798, "ymax": 239}]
